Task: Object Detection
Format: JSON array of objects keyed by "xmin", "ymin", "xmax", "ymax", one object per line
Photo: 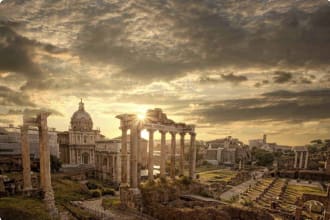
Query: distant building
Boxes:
[
  {"xmin": 0, "ymin": 124, "xmax": 59, "ymax": 158},
  {"xmin": 205, "ymin": 136, "xmax": 250, "ymax": 166},
  {"xmin": 249, "ymin": 134, "xmax": 291, "ymax": 152},
  {"xmin": 58, "ymin": 100, "xmax": 101, "ymax": 165},
  {"xmin": 58, "ymin": 100, "xmax": 148, "ymax": 184}
]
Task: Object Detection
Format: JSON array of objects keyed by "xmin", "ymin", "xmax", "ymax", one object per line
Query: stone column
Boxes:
[
  {"xmin": 38, "ymin": 112, "xmax": 58, "ymax": 218},
  {"xmin": 21, "ymin": 124, "xmax": 32, "ymax": 191},
  {"xmin": 137, "ymin": 128, "xmax": 141, "ymax": 185},
  {"xmin": 304, "ymin": 151, "xmax": 309, "ymax": 169},
  {"xmin": 120, "ymin": 127, "xmax": 128, "ymax": 186},
  {"xmin": 170, "ymin": 132, "xmax": 176, "ymax": 179},
  {"xmin": 130, "ymin": 125, "xmax": 138, "ymax": 188},
  {"xmin": 160, "ymin": 130, "xmax": 167, "ymax": 178},
  {"xmin": 179, "ymin": 133, "xmax": 185, "ymax": 176},
  {"xmin": 189, "ymin": 132, "xmax": 196, "ymax": 179},
  {"xmin": 299, "ymin": 151, "xmax": 303, "ymax": 169},
  {"xmin": 293, "ymin": 151, "xmax": 297, "ymax": 169},
  {"xmin": 148, "ymin": 129, "xmax": 155, "ymax": 181}
]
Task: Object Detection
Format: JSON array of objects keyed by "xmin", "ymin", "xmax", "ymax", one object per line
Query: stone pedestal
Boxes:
[{"xmin": 120, "ymin": 187, "xmax": 142, "ymax": 211}]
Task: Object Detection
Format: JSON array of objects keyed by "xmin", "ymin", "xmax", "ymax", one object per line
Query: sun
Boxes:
[{"xmin": 137, "ymin": 113, "xmax": 145, "ymax": 120}]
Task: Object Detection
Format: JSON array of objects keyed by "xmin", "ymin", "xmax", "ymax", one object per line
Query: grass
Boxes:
[
  {"xmin": 102, "ymin": 197, "xmax": 121, "ymax": 209},
  {"xmin": 0, "ymin": 196, "xmax": 51, "ymax": 220},
  {"xmin": 197, "ymin": 169, "xmax": 237, "ymax": 183},
  {"xmin": 53, "ymin": 178, "xmax": 91, "ymax": 205}
]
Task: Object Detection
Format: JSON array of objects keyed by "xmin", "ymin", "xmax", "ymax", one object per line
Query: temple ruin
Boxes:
[
  {"xmin": 116, "ymin": 108, "xmax": 196, "ymax": 208},
  {"xmin": 21, "ymin": 112, "xmax": 58, "ymax": 218}
]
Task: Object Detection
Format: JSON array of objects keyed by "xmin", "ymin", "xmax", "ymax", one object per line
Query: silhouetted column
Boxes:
[
  {"xmin": 38, "ymin": 113, "xmax": 52, "ymax": 193},
  {"xmin": 299, "ymin": 152, "xmax": 303, "ymax": 169},
  {"xmin": 160, "ymin": 130, "xmax": 167, "ymax": 178},
  {"xmin": 120, "ymin": 127, "xmax": 128, "ymax": 186},
  {"xmin": 170, "ymin": 132, "xmax": 176, "ymax": 179},
  {"xmin": 189, "ymin": 132, "xmax": 196, "ymax": 179},
  {"xmin": 179, "ymin": 133, "xmax": 185, "ymax": 176},
  {"xmin": 304, "ymin": 151, "xmax": 308, "ymax": 169},
  {"xmin": 21, "ymin": 124, "xmax": 32, "ymax": 191},
  {"xmin": 293, "ymin": 151, "xmax": 298, "ymax": 169},
  {"xmin": 38, "ymin": 112, "xmax": 58, "ymax": 218},
  {"xmin": 130, "ymin": 125, "xmax": 138, "ymax": 188},
  {"xmin": 148, "ymin": 129, "xmax": 155, "ymax": 181}
]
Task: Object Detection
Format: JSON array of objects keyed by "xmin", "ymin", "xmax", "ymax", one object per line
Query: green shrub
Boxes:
[
  {"xmin": 180, "ymin": 176, "xmax": 192, "ymax": 185},
  {"xmin": 86, "ymin": 182, "xmax": 99, "ymax": 190},
  {"xmin": 90, "ymin": 189, "xmax": 102, "ymax": 197},
  {"xmin": 102, "ymin": 188, "xmax": 115, "ymax": 196}
]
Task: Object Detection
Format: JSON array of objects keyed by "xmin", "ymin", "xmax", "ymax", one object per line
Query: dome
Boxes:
[{"xmin": 70, "ymin": 99, "xmax": 93, "ymax": 131}]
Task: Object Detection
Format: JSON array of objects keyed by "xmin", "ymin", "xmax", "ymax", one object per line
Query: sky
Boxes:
[{"xmin": 0, "ymin": 0, "xmax": 329, "ymax": 145}]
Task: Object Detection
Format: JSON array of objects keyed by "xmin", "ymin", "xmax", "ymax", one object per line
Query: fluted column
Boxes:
[
  {"xmin": 293, "ymin": 151, "xmax": 297, "ymax": 169},
  {"xmin": 299, "ymin": 152, "xmax": 303, "ymax": 169},
  {"xmin": 304, "ymin": 151, "xmax": 309, "ymax": 169},
  {"xmin": 170, "ymin": 132, "xmax": 176, "ymax": 179},
  {"xmin": 120, "ymin": 127, "xmax": 128, "ymax": 186},
  {"xmin": 189, "ymin": 132, "xmax": 196, "ymax": 179},
  {"xmin": 179, "ymin": 133, "xmax": 185, "ymax": 176},
  {"xmin": 130, "ymin": 125, "xmax": 138, "ymax": 188},
  {"xmin": 148, "ymin": 129, "xmax": 155, "ymax": 181},
  {"xmin": 160, "ymin": 130, "xmax": 167, "ymax": 178},
  {"xmin": 21, "ymin": 124, "xmax": 32, "ymax": 191}
]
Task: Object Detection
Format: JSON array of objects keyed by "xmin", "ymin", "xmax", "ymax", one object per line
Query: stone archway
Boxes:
[{"xmin": 82, "ymin": 152, "xmax": 89, "ymax": 164}]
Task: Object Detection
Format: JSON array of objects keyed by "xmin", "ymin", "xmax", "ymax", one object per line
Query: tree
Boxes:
[
  {"xmin": 50, "ymin": 155, "xmax": 62, "ymax": 173},
  {"xmin": 252, "ymin": 149, "xmax": 274, "ymax": 166}
]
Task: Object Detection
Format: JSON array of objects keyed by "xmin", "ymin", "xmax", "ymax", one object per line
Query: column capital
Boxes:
[
  {"xmin": 189, "ymin": 132, "xmax": 196, "ymax": 137},
  {"xmin": 119, "ymin": 126, "xmax": 129, "ymax": 131},
  {"xmin": 180, "ymin": 132, "xmax": 186, "ymax": 137},
  {"xmin": 147, "ymin": 128, "xmax": 156, "ymax": 133},
  {"xmin": 170, "ymin": 131, "xmax": 177, "ymax": 136},
  {"xmin": 159, "ymin": 130, "xmax": 167, "ymax": 135}
]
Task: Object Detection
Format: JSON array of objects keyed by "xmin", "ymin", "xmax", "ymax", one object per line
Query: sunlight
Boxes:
[
  {"xmin": 141, "ymin": 129, "xmax": 149, "ymax": 139},
  {"xmin": 137, "ymin": 113, "xmax": 145, "ymax": 120}
]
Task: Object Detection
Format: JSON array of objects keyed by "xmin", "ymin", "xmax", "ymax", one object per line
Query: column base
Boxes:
[
  {"xmin": 120, "ymin": 187, "xmax": 142, "ymax": 211},
  {"xmin": 22, "ymin": 187, "xmax": 33, "ymax": 197},
  {"xmin": 43, "ymin": 189, "xmax": 59, "ymax": 219}
]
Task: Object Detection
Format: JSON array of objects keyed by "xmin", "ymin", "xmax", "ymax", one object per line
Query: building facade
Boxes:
[
  {"xmin": 205, "ymin": 136, "xmax": 250, "ymax": 166},
  {"xmin": 58, "ymin": 100, "xmax": 101, "ymax": 165},
  {"xmin": 0, "ymin": 124, "xmax": 59, "ymax": 158}
]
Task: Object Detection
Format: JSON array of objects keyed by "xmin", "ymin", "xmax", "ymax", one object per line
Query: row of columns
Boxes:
[
  {"xmin": 120, "ymin": 125, "xmax": 197, "ymax": 188},
  {"xmin": 293, "ymin": 151, "xmax": 308, "ymax": 169}
]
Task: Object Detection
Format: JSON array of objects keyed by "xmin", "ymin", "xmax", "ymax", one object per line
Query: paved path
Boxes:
[{"xmin": 219, "ymin": 171, "xmax": 264, "ymax": 201}]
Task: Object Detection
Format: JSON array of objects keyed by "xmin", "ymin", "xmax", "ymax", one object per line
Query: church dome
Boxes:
[{"xmin": 70, "ymin": 99, "xmax": 93, "ymax": 131}]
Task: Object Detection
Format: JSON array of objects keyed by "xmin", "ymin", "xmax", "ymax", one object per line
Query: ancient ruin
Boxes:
[
  {"xmin": 295, "ymin": 184, "xmax": 330, "ymax": 220},
  {"xmin": 116, "ymin": 108, "xmax": 196, "ymax": 208},
  {"xmin": 21, "ymin": 112, "xmax": 58, "ymax": 218}
]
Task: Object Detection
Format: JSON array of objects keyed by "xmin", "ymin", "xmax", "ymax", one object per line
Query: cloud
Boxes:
[
  {"xmin": 0, "ymin": 85, "xmax": 35, "ymax": 107},
  {"xmin": 273, "ymin": 71, "xmax": 293, "ymax": 84},
  {"xmin": 192, "ymin": 89, "xmax": 330, "ymax": 124},
  {"xmin": 221, "ymin": 73, "xmax": 247, "ymax": 84}
]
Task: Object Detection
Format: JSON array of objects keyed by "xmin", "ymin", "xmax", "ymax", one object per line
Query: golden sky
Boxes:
[{"xmin": 0, "ymin": 0, "xmax": 329, "ymax": 145}]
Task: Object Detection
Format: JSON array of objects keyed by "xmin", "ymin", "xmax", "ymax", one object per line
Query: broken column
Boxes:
[{"xmin": 21, "ymin": 124, "xmax": 32, "ymax": 192}]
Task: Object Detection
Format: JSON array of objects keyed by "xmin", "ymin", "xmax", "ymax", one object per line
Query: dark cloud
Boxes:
[
  {"xmin": 6, "ymin": 108, "xmax": 63, "ymax": 117},
  {"xmin": 0, "ymin": 85, "xmax": 35, "ymax": 107},
  {"xmin": 273, "ymin": 71, "xmax": 293, "ymax": 84},
  {"xmin": 192, "ymin": 89, "xmax": 330, "ymax": 124},
  {"xmin": 221, "ymin": 73, "xmax": 247, "ymax": 84}
]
